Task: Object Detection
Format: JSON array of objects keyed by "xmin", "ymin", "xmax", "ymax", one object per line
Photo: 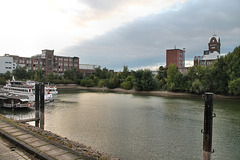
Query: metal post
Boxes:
[
  {"xmin": 203, "ymin": 92, "xmax": 214, "ymax": 160},
  {"xmin": 35, "ymin": 83, "xmax": 40, "ymax": 127},
  {"xmin": 39, "ymin": 83, "xmax": 45, "ymax": 130}
]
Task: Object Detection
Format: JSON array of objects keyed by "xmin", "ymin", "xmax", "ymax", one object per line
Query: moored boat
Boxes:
[
  {"xmin": 26, "ymin": 81, "xmax": 58, "ymax": 95},
  {"xmin": 3, "ymin": 80, "xmax": 35, "ymax": 97},
  {"xmin": 0, "ymin": 93, "xmax": 34, "ymax": 109},
  {"xmin": 1, "ymin": 78, "xmax": 54, "ymax": 103},
  {"xmin": 45, "ymin": 83, "xmax": 58, "ymax": 95}
]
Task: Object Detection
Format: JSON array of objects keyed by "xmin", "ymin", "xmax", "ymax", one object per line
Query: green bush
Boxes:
[
  {"xmin": 80, "ymin": 79, "xmax": 95, "ymax": 87},
  {"xmin": 105, "ymin": 77, "xmax": 119, "ymax": 89},
  {"xmin": 133, "ymin": 69, "xmax": 156, "ymax": 91},
  {"xmin": 228, "ymin": 78, "xmax": 240, "ymax": 95},
  {"xmin": 120, "ymin": 76, "xmax": 133, "ymax": 90},
  {"xmin": 120, "ymin": 81, "xmax": 132, "ymax": 90},
  {"xmin": 98, "ymin": 80, "xmax": 104, "ymax": 88},
  {"xmin": 80, "ymin": 79, "xmax": 87, "ymax": 86}
]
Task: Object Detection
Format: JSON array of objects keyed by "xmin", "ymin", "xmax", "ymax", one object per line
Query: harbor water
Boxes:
[{"xmin": 1, "ymin": 89, "xmax": 240, "ymax": 160}]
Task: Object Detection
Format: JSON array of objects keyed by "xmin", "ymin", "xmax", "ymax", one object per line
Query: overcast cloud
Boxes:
[
  {"xmin": 0, "ymin": 0, "xmax": 239, "ymax": 71},
  {"xmin": 61, "ymin": 0, "xmax": 240, "ymax": 71}
]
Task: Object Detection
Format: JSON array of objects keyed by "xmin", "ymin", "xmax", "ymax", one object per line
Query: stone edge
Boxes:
[{"xmin": 0, "ymin": 127, "xmax": 55, "ymax": 160}]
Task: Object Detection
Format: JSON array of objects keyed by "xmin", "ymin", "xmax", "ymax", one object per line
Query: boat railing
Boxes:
[{"xmin": 10, "ymin": 84, "xmax": 34, "ymax": 88}]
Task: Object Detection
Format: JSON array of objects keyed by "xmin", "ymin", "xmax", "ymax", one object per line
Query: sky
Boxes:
[{"xmin": 0, "ymin": 0, "xmax": 240, "ymax": 71}]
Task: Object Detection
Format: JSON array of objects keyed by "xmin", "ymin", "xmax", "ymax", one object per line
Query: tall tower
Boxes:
[{"xmin": 208, "ymin": 34, "xmax": 221, "ymax": 54}]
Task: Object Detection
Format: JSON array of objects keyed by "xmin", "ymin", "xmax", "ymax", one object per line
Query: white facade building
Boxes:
[
  {"xmin": 79, "ymin": 64, "xmax": 99, "ymax": 70},
  {"xmin": 0, "ymin": 56, "xmax": 16, "ymax": 74}
]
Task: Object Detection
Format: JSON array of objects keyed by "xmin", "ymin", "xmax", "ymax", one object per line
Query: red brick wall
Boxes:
[
  {"xmin": 166, "ymin": 49, "xmax": 185, "ymax": 68},
  {"xmin": 166, "ymin": 50, "xmax": 177, "ymax": 67}
]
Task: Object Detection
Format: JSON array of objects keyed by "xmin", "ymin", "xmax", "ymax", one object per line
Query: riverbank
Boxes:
[
  {"xmin": 1, "ymin": 83, "xmax": 239, "ymax": 100},
  {"xmin": 0, "ymin": 114, "xmax": 119, "ymax": 160},
  {"xmin": 56, "ymin": 84, "xmax": 240, "ymax": 100}
]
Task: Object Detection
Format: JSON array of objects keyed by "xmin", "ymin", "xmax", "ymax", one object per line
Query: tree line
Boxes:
[{"xmin": 0, "ymin": 45, "xmax": 239, "ymax": 95}]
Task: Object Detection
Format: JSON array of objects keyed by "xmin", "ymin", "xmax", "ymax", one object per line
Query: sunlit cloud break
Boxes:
[{"xmin": 0, "ymin": 0, "xmax": 187, "ymax": 56}]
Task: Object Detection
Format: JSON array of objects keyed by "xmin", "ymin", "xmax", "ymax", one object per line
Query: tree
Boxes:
[
  {"xmin": 98, "ymin": 80, "xmax": 104, "ymax": 88},
  {"xmin": 185, "ymin": 66, "xmax": 197, "ymax": 91},
  {"xmin": 73, "ymin": 68, "xmax": 83, "ymax": 80},
  {"xmin": 210, "ymin": 57, "xmax": 229, "ymax": 94},
  {"xmin": 190, "ymin": 79, "xmax": 204, "ymax": 94},
  {"xmin": 197, "ymin": 65, "xmax": 212, "ymax": 92},
  {"xmin": 33, "ymin": 69, "xmax": 44, "ymax": 81},
  {"xmin": 12, "ymin": 67, "xmax": 28, "ymax": 80},
  {"xmin": 4, "ymin": 71, "xmax": 11, "ymax": 80},
  {"xmin": 223, "ymin": 46, "xmax": 240, "ymax": 95},
  {"xmin": 93, "ymin": 66, "xmax": 102, "ymax": 78},
  {"xmin": 46, "ymin": 72, "xmax": 55, "ymax": 83},
  {"xmin": 88, "ymin": 74, "xmax": 99, "ymax": 86},
  {"xmin": 156, "ymin": 66, "xmax": 167, "ymax": 89},
  {"xmin": 165, "ymin": 64, "xmax": 183, "ymax": 91},
  {"xmin": 63, "ymin": 68, "xmax": 82, "ymax": 83},
  {"xmin": 133, "ymin": 69, "xmax": 156, "ymax": 91},
  {"xmin": 105, "ymin": 76, "xmax": 119, "ymax": 89},
  {"xmin": 0, "ymin": 76, "xmax": 6, "ymax": 85},
  {"xmin": 121, "ymin": 75, "xmax": 133, "ymax": 90},
  {"xmin": 228, "ymin": 78, "xmax": 240, "ymax": 95},
  {"xmin": 225, "ymin": 46, "xmax": 240, "ymax": 81},
  {"xmin": 34, "ymin": 72, "xmax": 38, "ymax": 81},
  {"xmin": 156, "ymin": 66, "xmax": 167, "ymax": 81},
  {"xmin": 133, "ymin": 70, "xmax": 144, "ymax": 91},
  {"xmin": 101, "ymin": 67, "xmax": 109, "ymax": 79},
  {"xmin": 64, "ymin": 69, "xmax": 74, "ymax": 80},
  {"xmin": 187, "ymin": 65, "xmax": 214, "ymax": 94},
  {"xmin": 122, "ymin": 66, "xmax": 129, "ymax": 80}
]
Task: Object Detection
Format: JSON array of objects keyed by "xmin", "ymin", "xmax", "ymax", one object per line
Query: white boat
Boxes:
[
  {"xmin": 3, "ymin": 80, "xmax": 35, "ymax": 97},
  {"xmin": 26, "ymin": 81, "xmax": 58, "ymax": 95},
  {"xmin": 45, "ymin": 83, "xmax": 58, "ymax": 95},
  {"xmin": 1, "ymin": 79, "xmax": 54, "ymax": 103}
]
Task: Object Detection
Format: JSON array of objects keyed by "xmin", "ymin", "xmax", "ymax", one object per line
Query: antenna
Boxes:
[{"xmin": 213, "ymin": 27, "xmax": 216, "ymax": 36}]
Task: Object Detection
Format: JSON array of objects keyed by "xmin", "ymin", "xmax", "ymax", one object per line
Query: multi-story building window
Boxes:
[
  {"xmin": 166, "ymin": 48, "xmax": 185, "ymax": 68},
  {"xmin": 2, "ymin": 50, "xmax": 80, "ymax": 75}
]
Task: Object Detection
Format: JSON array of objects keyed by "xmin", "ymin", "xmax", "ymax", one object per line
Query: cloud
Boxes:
[
  {"xmin": 1, "ymin": 0, "xmax": 239, "ymax": 71},
  {"xmin": 45, "ymin": 0, "xmax": 187, "ymax": 41},
  {"xmin": 185, "ymin": 61, "xmax": 193, "ymax": 67},
  {"xmin": 61, "ymin": 0, "xmax": 240, "ymax": 71}
]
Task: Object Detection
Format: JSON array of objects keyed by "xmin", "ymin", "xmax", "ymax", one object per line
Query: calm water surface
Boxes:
[{"xmin": 1, "ymin": 89, "xmax": 240, "ymax": 160}]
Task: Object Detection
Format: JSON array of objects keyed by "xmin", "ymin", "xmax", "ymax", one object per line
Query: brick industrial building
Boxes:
[
  {"xmin": 166, "ymin": 48, "xmax": 187, "ymax": 74},
  {"xmin": 3, "ymin": 49, "xmax": 79, "ymax": 75}
]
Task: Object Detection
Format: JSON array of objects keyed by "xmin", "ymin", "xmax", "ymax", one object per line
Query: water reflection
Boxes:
[
  {"xmin": 0, "ymin": 107, "xmax": 34, "ymax": 120},
  {"xmin": 1, "ymin": 89, "xmax": 240, "ymax": 160}
]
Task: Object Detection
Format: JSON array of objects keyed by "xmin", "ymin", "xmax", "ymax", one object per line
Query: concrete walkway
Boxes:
[
  {"xmin": 0, "ymin": 136, "xmax": 32, "ymax": 160},
  {"xmin": 0, "ymin": 119, "xmax": 96, "ymax": 160}
]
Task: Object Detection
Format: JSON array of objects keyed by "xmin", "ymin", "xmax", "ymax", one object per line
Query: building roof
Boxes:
[
  {"xmin": 195, "ymin": 51, "xmax": 225, "ymax": 61},
  {"xmin": 209, "ymin": 34, "xmax": 220, "ymax": 42},
  {"xmin": 203, "ymin": 51, "xmax": 220, "ymax": 60},
  {"xmin": 166, "ymin": 48, "xmax": 185, "ymax": 52}
]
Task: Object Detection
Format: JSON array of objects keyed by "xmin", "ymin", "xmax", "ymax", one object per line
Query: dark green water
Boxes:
[{"xmin": 1, "ymin": 89, "xmax": 240, "ymax": 160}]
